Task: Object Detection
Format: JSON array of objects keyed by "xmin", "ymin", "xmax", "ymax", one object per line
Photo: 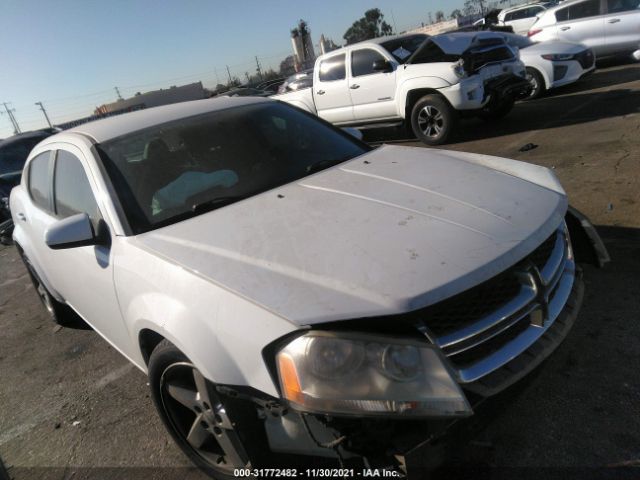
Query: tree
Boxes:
[
  {"xmin": 463, "ymin": 0, "xmax": 486, "ymax": 15},
  {"xmin": 450, "ymin": 9, "xmax": 463, "ymax": 19},
  {"xmin": 435, "ymin": 10, "xmax": 445, "ymax": 22},
  {"xmin": 279, "ymin": 55, "xmax": 296, "ymax": 77},
  {"xmin": 343, "ymin": 8, "xmax": 393, "ymax": 45}
]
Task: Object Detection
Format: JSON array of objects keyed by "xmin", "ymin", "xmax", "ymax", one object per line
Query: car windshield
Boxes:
[
  {"xmin": 381, "ymin": 34, "xmax": 429, "ymax": 62},
  {"xmin": 97, "ymin": 102, "xmax": 369, "ymax": 234}
]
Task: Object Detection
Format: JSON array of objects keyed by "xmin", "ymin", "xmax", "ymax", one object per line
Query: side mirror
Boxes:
[
  {"xmin": 45, "ymin": 213, "xmax": 99, "ymax": 250},
  {"xmin": 372, "ymin": 59, "xmax": 393, "ymax": 73},
  {"xmin": 342, "ymin": 127, "xmax": 364, "ymax": 141}
]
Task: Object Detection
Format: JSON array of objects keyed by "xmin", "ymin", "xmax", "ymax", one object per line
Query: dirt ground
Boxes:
[{"xmin": 1, "ymin": 59, "xmax": 639, "ymax": 479}]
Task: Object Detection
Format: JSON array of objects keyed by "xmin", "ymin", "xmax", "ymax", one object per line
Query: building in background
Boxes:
[
  {"xmin": 291, "ymin": 20, "xmax": 315, "ymax": 72},
  {"xmin": 95, "ymin": 82, "xmax": 206, "ymax": 115}
]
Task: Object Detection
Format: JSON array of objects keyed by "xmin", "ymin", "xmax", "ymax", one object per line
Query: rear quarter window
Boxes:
[{"xmin": 28, "ymin": 152, "xmax": 51, "ymax": 211}]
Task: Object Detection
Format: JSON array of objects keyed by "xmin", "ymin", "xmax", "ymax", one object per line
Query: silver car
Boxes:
[{"xmin": 529, "ymin": 0, "xmax": 640, "ymax": 59}]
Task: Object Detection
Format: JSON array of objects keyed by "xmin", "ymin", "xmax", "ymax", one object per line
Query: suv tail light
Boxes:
[{"xmin": 528, "ymin": 28, "xmax": 542, "ymax": 37}]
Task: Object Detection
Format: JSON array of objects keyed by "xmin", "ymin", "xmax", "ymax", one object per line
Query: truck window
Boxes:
[
  {"xmin": 318, "ymin": 54, "xmax": 346, "ymax": 82},
  {"xmin": 351, "ymin": 49, "xmax": 387, "ymax": 77}
]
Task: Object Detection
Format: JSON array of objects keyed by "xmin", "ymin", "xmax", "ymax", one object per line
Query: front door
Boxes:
[
  {"xmin": 554, "ymin": 0, "xmax": 607, "ymax": 54},
  {"xmin": 349, "ymin": 48, "xmax": 398, "ymax": 122},
  {"xmin": 604, "ymin": 0, "xmax": 640, "ymax": 54}
]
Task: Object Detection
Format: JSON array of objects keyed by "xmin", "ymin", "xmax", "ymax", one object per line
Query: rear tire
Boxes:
[
  {"xmin": 410, "ymin": 94, "xmax": 457, "ymax": 146},
  {"xmin": 148, "ymin": 340, "xmax": 251, "ymax": 479},
  {"xmin": 525, "ymin": 67, "xmax": 545, "ymax": 100}
]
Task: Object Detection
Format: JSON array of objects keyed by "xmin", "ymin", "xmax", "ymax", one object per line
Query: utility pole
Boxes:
[
  {"xmin": 214, "ymin": 66, "xmax": 220, "ymax": 86},
  {"xmin": 114, "ymin": 86, "xmax": 123, "ymax": 100},
  {"xmin": 226, "ymin": 65, "xmax": 232, "ymax": 85},
  {"xmin": 390, "ymin": 9, "xmax": 398, "ymax": 34},
  {"xmin": 2, "ymin": 102, "xmax": 21, "ymax": 134},
  {"xmin": 255, "ymin": 56, "xmax": 263, "ymax": 81},
  {"xmin": 34, "ymin": 101, "xmax": 53, "ymax": 128}
]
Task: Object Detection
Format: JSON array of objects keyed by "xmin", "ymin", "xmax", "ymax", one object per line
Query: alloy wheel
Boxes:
[
  {"xmin": 159, "ymin": 362, "xmax": 250, "ymax": 473},
  {"xmin": 417, "ymin": 105, "xmax": 444, "ymax": 138}
]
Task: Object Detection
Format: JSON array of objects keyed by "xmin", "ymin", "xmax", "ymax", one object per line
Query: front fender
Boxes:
[{"xmin": 397, "ymin": 76, "xmax": 453, "ymax": 117}]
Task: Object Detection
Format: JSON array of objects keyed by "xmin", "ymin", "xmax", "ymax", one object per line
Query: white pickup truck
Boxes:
[{"xmin": 273, "ymin": 32, "xmax": 532, "ymax": 145}]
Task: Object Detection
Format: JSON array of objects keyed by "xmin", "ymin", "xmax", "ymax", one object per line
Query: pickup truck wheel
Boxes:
[
  {"xmin": 525, "ymin": 68, "xmax": 545, "ymax": 100},
  {"xmin": 410, "ymin": 95, "xmax": 457, "ymax": 146},
  {"xmin": 149, "ymin": 340, "xmax": 250, "ymax": 479},
  {"xmin": 476, "ymin": 97, "xmax": 515, "ymax": 121}
]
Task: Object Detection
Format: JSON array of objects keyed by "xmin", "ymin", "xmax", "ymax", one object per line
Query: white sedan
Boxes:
[
  {"xmin": 10, "ymin": 97, "xmax": 606, "ymax": 477},
  {"xmin": 500, "ymin": 32, "xmax": 595, "ymax": 98}
]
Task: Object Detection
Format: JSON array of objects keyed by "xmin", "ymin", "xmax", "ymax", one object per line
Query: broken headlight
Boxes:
[
  {"xmin": 452, "ymin": 59, "xmax": 467, "ymax": 79},
  {"xmin": 276, "ymin": 331, "xmax": 472, "ymax": 417}
]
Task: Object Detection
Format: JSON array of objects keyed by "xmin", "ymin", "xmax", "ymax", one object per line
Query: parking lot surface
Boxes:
[{"xmin": 1, "ymin": 59, "xmax": 639, "ymax": 479}]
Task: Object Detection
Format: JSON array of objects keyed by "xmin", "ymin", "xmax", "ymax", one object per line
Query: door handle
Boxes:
[
  {"xmin": 350, "ymin": 84, "xmax": 360, "ymax": 89},
  {"xmin": 16, "ymin": 213, "xmax": 26, "ymax": 222},
  {"xmin": 560, "ymin": 26, "xmax": 571, "ymax": 31},
  {"xmin": 608, "ymin": 18, "xmax": 621, "ymax": 23},
  {"xmin": 316, "ymin": 90, "xmax": 325, "ymax": 95}
]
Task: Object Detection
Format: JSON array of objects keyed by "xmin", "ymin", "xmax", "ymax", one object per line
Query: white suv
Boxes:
[
  {"xmin": 11, "ymin": 97, "xmax": 607, "ymax": 477},
  {"xmin": 529, "ymin": 0, "xmax": 640, "ymax": 58},
  {"xmin": 498, "ymin": 2, "xmax": 553, "ymax": 34}
]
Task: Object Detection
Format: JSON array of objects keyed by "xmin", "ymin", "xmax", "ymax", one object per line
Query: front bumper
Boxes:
[{"xmin": 441, "ymin": 71, "xmax": 531, "ymax": 110}]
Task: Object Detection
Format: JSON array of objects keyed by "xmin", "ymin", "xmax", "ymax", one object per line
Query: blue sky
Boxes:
[{"xmin": 0, "ymin": 0, "xmax": 468, "ymax": 138}]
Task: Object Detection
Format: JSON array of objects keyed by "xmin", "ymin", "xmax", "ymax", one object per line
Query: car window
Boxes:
[
  {"xmin": 97, "ymin": 103, "xmax": 369, "ymax": 234},
  {"xmin": 557, "ymin": 0, "xmax": 601, "ymax": 20},
  {"xmin": 28, "ymin": 152, "xmax": 51, "ymax": 211},
  {"xmin": 607, "ymin": 0, "xmax": 640, "ymax": 13},
  {"xmin": 53, "ymin": 150, "xmax": 100, "ymax": 223},
  {"xmin": 318, "ymin": 54, "xmax": 346, "ymax": 82},
  {"xmin": 351, "ymin": 49, "xmax": 387, "ymax": 77}
]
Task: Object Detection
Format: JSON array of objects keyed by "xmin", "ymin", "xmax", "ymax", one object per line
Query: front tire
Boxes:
[
  {"xmin": 410, "ymin": 94, "xmax": 457, "ymax": 146},
  {"xmin": 148, "ymin": 340, "xmax": 251, "ymax": 479},
  {"xmin": 525, "ymin": 67, "xmax": 545, "ymax": 100}
]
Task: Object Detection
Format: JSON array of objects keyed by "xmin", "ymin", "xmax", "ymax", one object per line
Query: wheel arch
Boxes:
[
  {"xmin": 138, "ymin": 328, "xmax": 166, "ymax": 366},
  {"xmin": 526, "ymin": 65, "xmax": 551, "ymax": 91},
  {"xmin": 404, "ymin": 88, "xmax": 450, "ymax": 120}
]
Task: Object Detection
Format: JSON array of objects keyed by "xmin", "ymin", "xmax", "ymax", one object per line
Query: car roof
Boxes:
[
  {"xmin": 501, "ymin": 1, "xmax": 548, "ymax": 12},
  {"xmin": 65, "ymin": 96, "xmax": 271, "ymax": 143},
  {"xmin": 0, "ymin": 129, "xmax": 53, "ymax": 149}
]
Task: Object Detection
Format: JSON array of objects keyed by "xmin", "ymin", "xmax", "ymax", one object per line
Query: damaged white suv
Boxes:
[{"xmin": 11, "ymin": 97, "xmax": 608, "ymax": 478}]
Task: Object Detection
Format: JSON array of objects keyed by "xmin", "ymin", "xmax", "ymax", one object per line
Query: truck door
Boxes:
[
  {"xmin": 314, "ymin": 53, "xmax": 355, "ymax": 124},
  {"xmin": 349, "ymin": 48, "xmax": 398, "ymax": 122}
]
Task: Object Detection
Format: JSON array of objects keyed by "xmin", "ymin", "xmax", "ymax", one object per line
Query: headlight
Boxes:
[
  {"xmin": 452, "ymin": 59, "xmax": 467, "ymax": 79},
  {"xmin": 276, "ymin": 332, "xmax": 472, "ymax": 417},
  {"xmin": 541, "ymin": 53, "xmax": 574, "ymax": 61}
]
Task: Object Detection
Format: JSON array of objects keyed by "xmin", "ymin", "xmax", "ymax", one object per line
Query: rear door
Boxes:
[
  {"xmin": 554, "ymin": 0, "xmax": 607, "ymax": 54},
  {"xmin": 604, "ymin": 0, "xmax": 640, "ymax": 53},
  {"xmin": 349, "ymin": 47, "xmax": 397, "ymax": 121},
  {"xmin": 313, "ymin": 53, "xmax": 355, "ymax": 124}
]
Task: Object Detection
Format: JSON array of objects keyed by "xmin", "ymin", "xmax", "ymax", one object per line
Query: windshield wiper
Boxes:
[{"xmin": 191, "ymin": 195, "xmax": 248, "ymax": 214}]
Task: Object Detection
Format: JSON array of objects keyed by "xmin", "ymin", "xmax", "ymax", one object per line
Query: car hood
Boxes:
[{"xmin": 136, "ymin": 145, "xmax": 567, "ymax": 326}]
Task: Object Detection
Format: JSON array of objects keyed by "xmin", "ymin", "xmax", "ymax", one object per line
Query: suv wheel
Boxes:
[
  {"xmin": 148, "ymin": 340, "xmax": 251, "ymax": 479},
  {"xmin": 410, "ymin": 94, "xmax": 457, "ymax": 146}
]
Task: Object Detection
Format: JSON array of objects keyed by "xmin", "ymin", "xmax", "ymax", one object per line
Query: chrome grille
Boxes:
[{"xmin": 421, "ymin": 224, "xmax": 575, "ymax": 383}]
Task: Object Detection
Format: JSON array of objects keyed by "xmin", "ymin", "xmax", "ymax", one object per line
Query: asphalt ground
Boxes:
[{"xmin": 1, "ymin": 59, "xmax": 639, "ymax": 480}]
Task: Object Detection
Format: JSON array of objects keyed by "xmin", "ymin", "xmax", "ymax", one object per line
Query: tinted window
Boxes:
[
  {"xmin": 97, "ymin": 103, "xmax": 368, "ymax": 234},
  {"xmin": 0, "ymin": 135, "xmax": 47, "ymax": 175},
  {"xmin": 557, "ymin": 0, "xmax": 601, "ymax": 20},
  {"xmin": 351, "ymin": 49, "xmax": 387, "ymax": 77},
  {"xmin": 28, "ymin": 152, "xmax": 51, "ymax": 211},
  {"xmin": 318, "ymin": 54, "xmax": 346, "ymax": 81},
  {"xmin": 54, "ymin": 150, "xmax": 100, "ymax": 222},
  {"xmin": 607, "ymin": 0, "xmax": 640, "ymax": 13}
]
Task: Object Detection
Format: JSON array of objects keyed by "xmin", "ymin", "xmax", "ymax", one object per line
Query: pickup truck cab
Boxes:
[{"xmin": 274, "ymin": 32, "xmax": 531, "ymax": 145}]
